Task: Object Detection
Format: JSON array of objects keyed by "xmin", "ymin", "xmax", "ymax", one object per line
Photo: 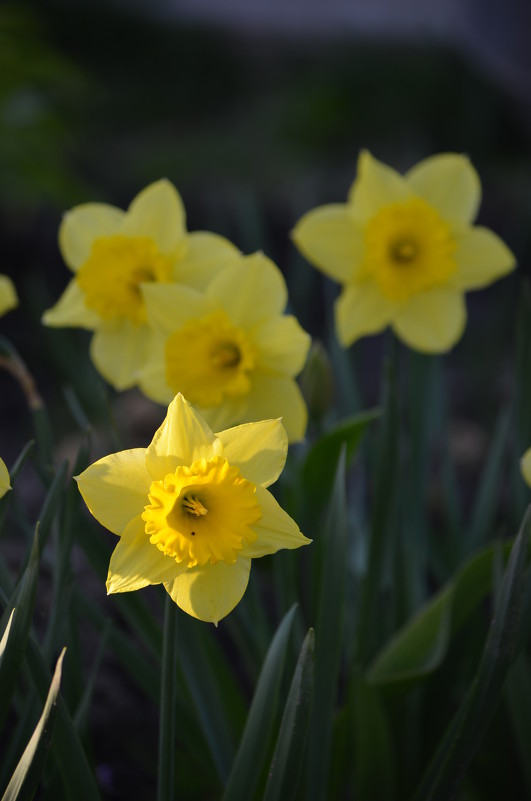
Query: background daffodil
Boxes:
[
  {"xmin": 42, "ymin": 179, "xmax": 240, "ymax": 389},
  {"xmin": 0, "ymin": 457, "xmax": 11, "ymax": 498},
  {"xmin": 76, "ymin": 393, "xmax": 310, "ymax": 624},
  {"xmin": 0, "ymin": 275, "xmax": 18, "ymax": 317},
  {"xmin": 292, "ymin": 150, "xmax": 516, "ymax": 353},
  {"xmin": 138, "ymin": 251, "xmax": 311, "ymax": 442}
]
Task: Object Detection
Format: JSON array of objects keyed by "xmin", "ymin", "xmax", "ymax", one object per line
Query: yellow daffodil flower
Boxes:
[
  {"xmin": 138, "ymin": 251, "xmax": 311, "ymax": 442},
  {"xmin": 521, "ymin": 449, "xmax": 531, "ymax": 488},
  {"xmin": 0, "ymin": 275, "xmax": 18, "ymax": 317},
  {"xmin": 76, "ymin": 394, "xmax": 310, "ymax": 624},
  {"xmin": 42, "ymin": 180, "xmax": 240, "ymax": 389},
  {"xmin": 292, "ymin": 151, "xmax": 516, "ymax": 353},
  {"xmin": 0, "ymin": 458, "xmax": 11, "ymax": 498}
]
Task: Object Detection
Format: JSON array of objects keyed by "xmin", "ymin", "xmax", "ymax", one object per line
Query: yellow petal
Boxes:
[
  {"xmin": 42, "ymin": 278, "xmax": 100, "ymax": 329},
  {"xmin": 392, "ymin": 288, "xmax": 466, "ymax": 353},
  {"xmin": 217, "ymin": 419, "xmax": 288, "ymax": 488},
  {"xmin": 121, "ymin": 179, "xmax": 186, "ymax": 255},
  {"xmin": 76, "ymin": 448, "xmax": 150, "ymax": 535},
  {"xmin": 137, "ymin": 332, "xmax": 174, "ymax": 405},
  {"xmin": 106, "ymin": 516, "xmax": 184, "ymax": 593},
  {"xmin": 142, "ymin": 283, "xmax": 215, "ymax": 335},
  {"xmin": 175, "ymin": 231, "xmax": 241, "ymax": 289},
  {"xmin": 241, "ymin": 486, "xmax": 311, "ymax": 558},
  {"xmin": 0, "ymin": 457, "xmax": 11, "ymax": 498},
  {"xmin": 207, "ymin": 253, "xmax": 287, "ymax": 328},
  {"xmin": 59, "ymin": 203, "xmax": 125, "ymax": 271},
  {"xmin": 146, "ymin": 394, "xmax": 221, "ymax": 480},
  {"xmin": 406, "ymin": 153, "xmax": 481, "ymax": 224},
  {"xmin": 450, "ymin": 226, "xmax": 516, "ymax": 291},
  {"xmin": 291, "ymin": 204, "xmax": 364, "ymax": 283},
  {"xmin": 0, "ymin": 275, "xmax": 18, "ymax": 317},
  {"xmin": 90, "ymin": 320, "xmax": 150, "ymax": 390},
  {"xmin": 243, "ymin": 373, "xmax": 308, "ymax": 443},
  {"xmin": 520, "ymin": 448, "xmax": 531, "ymax": 488},
  {"xmin": 348, "ymin": 150, "xmax": 412, "ymax": 223},
  {"xmin": 164, "ymin": 557, "xmax": 251, "ymax": 624},
  {"xmin": 253, "ymin": 315, "xmax": 311, "ymax": 377},
  {"xmin": 335, "ymin": 282, "xmax": 396, "ymax": 347}
]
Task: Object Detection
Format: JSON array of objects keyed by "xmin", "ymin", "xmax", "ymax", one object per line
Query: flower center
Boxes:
[
  {"xmin": 142, "ymin": 456, "xmax": 261, "ymax": 567},
  {"xmin": 363, "ymin": 197, "xmax": 457, "ymax": 302},
  {"xmin": 76, "ymin": 235, "xmax": 173, "ymax": 325},
  {"xmin": 165, "ymin": 311, "xmax": 256, "ymax": 407}
]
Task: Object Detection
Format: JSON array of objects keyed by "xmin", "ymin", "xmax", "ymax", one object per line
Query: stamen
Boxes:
[
  {"xmin": 211, "ymin": 342, "xmax": 241, "ymax": 369},
  {"xmin": 390, "ymin": 240, "xmax": 417, "ymax": 264},
  {"xmin": 182, "ymin": 495, "xmax": 208, "ymax": 516}
]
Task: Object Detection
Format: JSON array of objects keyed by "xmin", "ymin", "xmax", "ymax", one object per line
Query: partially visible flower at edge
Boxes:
[
  {"xmin": 42, "ymin": 180, "xmax": 240, "ymax": 389},
  {"xmin": 0, "ymin": 275, "xmax": 18, "ymax": 318},
  {"xmin": 292, "ymin": 150, "xmax": 516, "ymax": 353},
  {"xmin": 520, "ymin": 449, "xmax": 531, "ymax": 488},
  {"xmin": 76, "ymin": 394, "xmax": 311, "ymax": 624},
  {"xmin": 138, "ymin": 251, "xmax": 311, "ymax": 442},
  {"xmin": 0, "ymin": 458, "xmax": 11, "ymax": 498}
]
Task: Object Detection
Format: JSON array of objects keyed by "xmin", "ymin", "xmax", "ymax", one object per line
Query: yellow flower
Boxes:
[
  {"xmin": 0, "ymin": 275, "xmax": 18, "ymax": 317},
  {"xmin": 292, "ymin": 151, "xmax": 516, "ymax": 353},
  {"xmin": 138, "ymin": 251, "xmax": 311, "ymax": 442},
  {"xmin": 42, "ymin": 180, "xmax": 240, "ymax": 389},
  {"xmin": 521, "ymin": 449, "xmax": 531, "ymax": 488},
  {"xmin": 0, "ymin": 457, "xmax": 11, "ymax": 498},
  {"xmin": 76, "ymin": 394, "xmax": 310, "ymax": 624}
]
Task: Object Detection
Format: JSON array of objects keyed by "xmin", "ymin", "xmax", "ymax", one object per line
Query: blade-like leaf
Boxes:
[
  {"xmin": 367, "ymin": 536, "xmax": 519, "ymax": 688},
  {"xmin": 351, "ymin": 675, "xmax": 396, "ymax": 801},
  {"xmin": 0, "ymin": 531, "xmax": 40, "ymax": 729},
  {"xmin": 0, "ymin": 609, "xmax": 15, "ymax": 665},
  {"xmin": 2, "ymin": 648, "xmax": 66, "ymax": 801},
  {"xmin": 263, "ymin": 628, "xmax": 314, "ymax": 801},
  {"xmin": 222, "ymin": 604, "xmax": 298, "ymax": 801},
  {"xmin": 306, "ymin": 445, "xmax": 347, "ymax": 801},
  {"xmin": 411, "ymin": 505, "xmax": 531, "ymax": 801}
]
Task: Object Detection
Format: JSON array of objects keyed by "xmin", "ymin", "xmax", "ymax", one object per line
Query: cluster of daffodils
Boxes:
[
  {"xmin": 43, "ymin": 180, "xmax": 311, "ymax": 442},
  {"xmin": 42, "ymin": 152, "xmax": 520, "ymax": 622}
]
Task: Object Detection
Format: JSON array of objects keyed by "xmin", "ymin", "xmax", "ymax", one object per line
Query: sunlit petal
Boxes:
[
  {"xmin": 90, "ymin": 321, "xmax": 150, "ymax": 390},
  {"xmin": 348, "ymin": 150, "xmax": 412, "ymax": 222},
  {"xmin": 392, "ymin": 288, "xmax": 466, "ymax": 353},
  {"xmin": 175, "ymin": 232, "xmax": 241, "ymax": 288},
  {"xmin": 406, "ymin": 153, "xmax": 481, "ymax": 224},
  {"xmin": 291, "ymin": 204, "xmax": 364, "ymax": 283},
  {"xmin": 253, "ymin": 315, "xmax": 311, "ymax": 376},
  {"xmin": 42, "ymin": 278, "xmax": 100, "ymax": 329},
  {"xmin": 217, "ymin": 419, "xmax": 288, "ymax": 488},
  {"xmin": 241, "ymin": 486, "xmax": 311, "ymax": 558},
  {"xmin": 335, "ymin": 282, "xmax": 396, "ymax": 347},
  {"xmin": 164, "ymin": 557, "xmax": 251, "ymax": 624},
  {"xmin": 121, "ymin": 179, "xmax": 186, "ymax": 255},
  {"xmin": 59, "ymin": 204, "xmax": 125, "ymax": 271}
]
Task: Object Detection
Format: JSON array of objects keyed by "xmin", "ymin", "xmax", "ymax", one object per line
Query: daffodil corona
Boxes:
[
  {"xmin": 42, "ymin": 180, "xmax": 241, "ymax": 389},
  {"xmin": 138, "ymin": 252, "xmax": 311, "ymax": 442},
  {"xmin": 292, "ymin": 151, "xmax": 516, "ymax": 353},
  {"xmin": 76, "ymin": 394, "xmax": 310, "ymax": 624}
]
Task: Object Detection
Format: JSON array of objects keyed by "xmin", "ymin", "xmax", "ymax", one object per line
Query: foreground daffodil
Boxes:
[
  {"xmin": 42, "ymin": 180, "xmax": 240, "ymax": 389},
  {"xmin": 76, "ymin": 394, "xmax": 310, "ymax": 624},
  {"xmin": 138, "ymin": 251, "xmax": 311, "ymax": 442},
  {"xmin": 0, "ymin": 458, "xmax": 11, "ymax": 498},
  {"xmin": 292, "ymin": 151, "xmax": 516, "ymax": 352},
  {"xmin": 0, "ymin": 275, "xmax": 18, "ymax": 317}
]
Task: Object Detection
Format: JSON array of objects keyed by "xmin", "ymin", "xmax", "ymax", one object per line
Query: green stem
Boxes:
[{"xmin": 158, "ymin": 594, "xmax": 178, "ymax": 801}]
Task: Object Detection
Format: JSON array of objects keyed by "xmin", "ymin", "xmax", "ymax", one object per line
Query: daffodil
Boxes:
[
  {"xmin": 76, "ymin": 394, "xmax": 310, "ymax": 624},
  {"xmin": 0, "ymin": 275, "xmax": 18, "ymax": 317},
  {"xmin": 0, "ymin": 458, "xmax": 11, "ymax": 498},
  {"xmin": 137, "ymin": 251, "xmax": 311, "ymax": 442},
  {"xmin": 521, "ymin": 449, "xmax": 531, "ymax": 488},
  {"xmin": 292, "ymin": 151, "xmax": 516, "ymax": 353},
  {"xmin": 43, "ymin": 180, "xmax": 240, "ymax": 389}
]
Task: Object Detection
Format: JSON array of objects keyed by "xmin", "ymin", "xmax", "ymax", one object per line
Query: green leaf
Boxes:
[
  {"xmin": 0, "ymin": 531, "xmax": 40, "ymax": 730},
  {"xmin": 36, "ymin": 461, "xmax": 68, "ymax": 551},
  {"xmin": 222, "ymin": 604, "xmax": 298, "ymax": 801},
  {"xmin": 411, "ymin": 504, "xmax": 531, "ymax": 801},
  {"xmin": 350, "ymin": 675, "xmax": 396, "ymax": 801},
  {"xmin": 367, "ymin": 536, "xmax": 519, "ymax": 688},
  {"xmin": 1, "ymin": 648, "xmax": 66, "ymax": 801},
  {"xmin": 263, "ymin": 628, "xmax": 314, "ymax": 801},
  {"xmin": 505, "ymin": 653, "xmax": 531, "ymax": 795},
  {"xmin": 301, "ymin": 409, "xmax": 379, "ymax": 511},
  {"xmin": 306, "ymin": 445, "xmax": 347, "ymax": 801}
]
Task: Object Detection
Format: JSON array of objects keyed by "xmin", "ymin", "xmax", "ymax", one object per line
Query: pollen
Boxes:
[
  {"xmin": 142, "ymin": 456, "xmax": 261, "ymax": 567},
  {"xmin": 165, "ymin": 311, "xmax": 256, "ymax": 407},
  {"xmin": 363, "ymin": 197, "xmax": 457, "ymax": 302},
  {"xmin": 76, "ymin": 235, "xmax": 173, "ymax": 325}
]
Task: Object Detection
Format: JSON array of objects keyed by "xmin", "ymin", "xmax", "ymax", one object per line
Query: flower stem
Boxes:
[{"xmin": 158, "ymin": 594, "xmax": 177, "ymax": 801}]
